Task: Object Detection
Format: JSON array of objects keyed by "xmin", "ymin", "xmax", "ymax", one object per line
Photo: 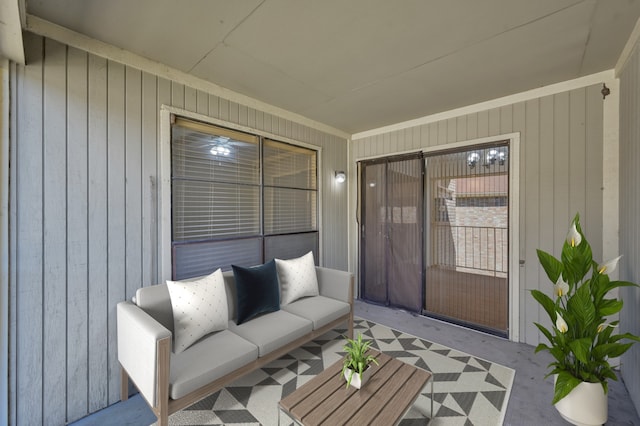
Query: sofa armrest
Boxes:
[
  {"xmin": 117, "ymin": 301, "xmax": 172, "ymax": 408},
  {"xmin": 316, "ymin": 267, "xmax": 354, "ymax": 304}
]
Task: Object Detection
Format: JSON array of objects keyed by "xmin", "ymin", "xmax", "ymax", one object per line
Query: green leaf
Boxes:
[
  {"xmin": 610, "ymin": 332, "xmax": 640, "ymax": 343},
  {"xmin": 568, "ymin": 338, "xmax": 592, "ymax": 364},
  {"xmin": 560, "ymin": 217, "xmax": 593, "ymax": 285},
  {"xmin": 549, "ymin": 346, "xmax": 566, "ymax": 363},
  {"xmin": 534, "ymin": 322, "xmax": 554, "ymax": 345},
  {"xmin": 591, "ymin": 273, "xmax": 608, "ymax": 303},
  {"xmin": 567, "ymin": 281, "xmax": 596, "ymax": 328},
  {"xmin": 598, "ymin": 299, "xmax": 623, "ymax": 316},
  {"xmin": 593, "ymin": 342, "xmax": 634, "ymax": 360},
  {"xmin": 536, "ymin": 249, "xmax": 563, "ymax": 284},
  {"xmin": 553, "ymin": 371, "xmax": 582, "ymax": 404},
  {"xmin": 535, "ymin": 343, "xmax": 551, "ymax": 353},
  {"xmin": 607, "ymin": 280, "xmax": 639, "ymax": 291},
  {"xmin": 531, "ymin": 290, "xmax": 556, "ymax": 322}
]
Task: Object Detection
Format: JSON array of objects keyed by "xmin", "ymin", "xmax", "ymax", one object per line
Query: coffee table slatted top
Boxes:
[{"xmin": 279, "ymin": 350, "xmax": 432, "ymax": 425}]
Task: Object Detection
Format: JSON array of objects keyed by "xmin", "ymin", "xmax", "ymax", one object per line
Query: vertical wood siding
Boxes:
[
  {"xmin": 351, "ymin": 84, "xmax": 605, "ymax": 347},
  {"xmin": 8, "ymin": 33, "xmax": 348, "ymax": 425},
  {"xmin": 619, "ymin": 40, "xmax": 640, "ymax": 416}
]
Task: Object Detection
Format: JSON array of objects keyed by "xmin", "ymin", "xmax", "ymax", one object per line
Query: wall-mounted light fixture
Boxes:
[{"xmin": 335, "ymin": 171, "xmax": 346, "ymax": 183}]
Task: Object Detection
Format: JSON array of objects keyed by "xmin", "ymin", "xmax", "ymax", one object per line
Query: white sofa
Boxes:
[{"xmin": 117, "ymin": 266, "xmax": 353, "ymax": 426}]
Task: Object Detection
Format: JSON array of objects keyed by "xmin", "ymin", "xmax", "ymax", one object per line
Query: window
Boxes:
[{"xmin": 170, "ymin": 118, "xmax": 318, "ymax": 280}]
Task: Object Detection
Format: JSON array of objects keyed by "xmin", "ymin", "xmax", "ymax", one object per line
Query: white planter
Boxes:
[
  {"xmin": 344, "ymin": 365, "xmax": 372, "ymax": 389},
  {"xmin": 554, "ymin": 377, "xmax": 608, "ymax": 426}
]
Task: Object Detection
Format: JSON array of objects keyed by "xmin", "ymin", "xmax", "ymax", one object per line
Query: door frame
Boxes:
[{"xmin": 354, "ymin": 132, "xmax": 520, "ymax": 341}]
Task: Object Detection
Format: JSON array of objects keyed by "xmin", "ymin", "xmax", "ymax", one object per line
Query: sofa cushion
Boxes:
[
  {"xmin": 229, "ymin": 310, "xmax": 313, "ymax": 357},
  {"xmin": 169, "ymin": 329, "xmax": 258, "ymax": 400},
  {"xmin": 167, "ymin": 269, "xmax": 228, "ymax": 354},
  {"xmin": 282, "ymin": 295, "xmax": 351, "ymax": 330},
  {"xmin": 276, "ymin": 251, "xmax": 319, "ymax": 305},
  {"xmin": 232, "ymin": 260, "xmax": 280, "ymax": 325}
]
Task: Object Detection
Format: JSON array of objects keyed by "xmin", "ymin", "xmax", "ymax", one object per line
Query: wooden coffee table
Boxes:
[{"xmin": 278, "ymin": 350, "xmax": 433, "ymax": 425}]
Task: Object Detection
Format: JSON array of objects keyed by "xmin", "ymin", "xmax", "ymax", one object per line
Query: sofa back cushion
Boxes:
[
  {"xmin": 222, "ymin": 271, "xmax": 238, "ymax": 321},
  {"xmin": 135, "ymin": 284, "xmax": 175, "ymax": 333}
]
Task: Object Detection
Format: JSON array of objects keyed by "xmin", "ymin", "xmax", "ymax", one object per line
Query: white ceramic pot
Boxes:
[
  {"xmin": 344, "ymin": 365, "xmax": 372, "ymax": 389},
  {"xmin": 554, "ymin": 377, "xmax": 608, "ymax": 426}
]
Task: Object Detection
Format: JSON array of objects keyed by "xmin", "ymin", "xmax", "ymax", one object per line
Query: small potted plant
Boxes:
[
  {"xmin": 532, "ymin": 213, "xmax": 639, "ymax": 425},
  {"xmin": 341, "ymin": 333, "xmax": 379, "ymax": 389}
]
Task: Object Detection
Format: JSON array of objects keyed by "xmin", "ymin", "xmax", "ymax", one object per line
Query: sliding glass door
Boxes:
[
  {"xmin": 424, "ymin": 143, "xmax": 509, "ymax": 336},
  {"xmin": 359, "ymin": 142, "xmax": 510, "ymax": 337},
  {"xmin": 360, "ymin": 155, "xmax": 423, "ymax": 312}
]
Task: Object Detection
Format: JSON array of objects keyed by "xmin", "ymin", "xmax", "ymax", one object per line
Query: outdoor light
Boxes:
[
  {"xmin": 335, "ymin": 171, "xmax": 346, "ymax": 183},
  {"xmin": 485, "ymin": 149, "xmax": 506, "ymax": 166},
  {"xmin": 467, "ymin": 148, "xmax": 507, "ymax": 169},
  {"xmin": 467, "ymin": 152, "xmax": 480, "ymax": 168}
]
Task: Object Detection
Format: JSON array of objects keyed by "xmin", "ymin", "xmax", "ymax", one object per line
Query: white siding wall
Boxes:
[
  {"xmin": 8, "ymin": 32, "xmax": 348, "ymax": 425},
  {"xmin": 619, "ymin": 37, "xmax": 640, "ymax": 416},
  {"xmin": 350, "ymin": 84, "xmax": 605, "ymax": 346}
]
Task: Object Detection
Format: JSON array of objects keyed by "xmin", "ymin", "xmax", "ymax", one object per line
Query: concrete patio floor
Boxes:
[{"xmin": 72, "ymin": 299, "xmax": 640, "ymax": 425}]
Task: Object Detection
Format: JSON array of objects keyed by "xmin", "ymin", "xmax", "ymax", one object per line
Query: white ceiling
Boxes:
[{"xmin": 22, "ymin": 0, "xmax": 640, "ymax": 134}]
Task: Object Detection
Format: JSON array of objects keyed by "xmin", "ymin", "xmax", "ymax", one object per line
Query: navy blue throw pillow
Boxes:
[{"xmin": 232, "ymin": 260, "xmax": 280, "ymax": 325}]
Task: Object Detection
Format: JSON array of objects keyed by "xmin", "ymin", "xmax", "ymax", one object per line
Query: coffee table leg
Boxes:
[{"xmin": 278, "ymin": 405, "xmax": 298, "ymax": 426}]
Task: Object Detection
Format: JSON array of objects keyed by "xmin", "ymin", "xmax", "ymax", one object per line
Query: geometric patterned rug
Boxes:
[{"xmin": 166, "ymin": 318, "xmax": 515, "ymax": 426}]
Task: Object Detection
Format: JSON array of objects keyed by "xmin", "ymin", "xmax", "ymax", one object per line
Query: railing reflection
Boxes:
[{"xmin": 432, "ymin": 224, "xmax": 508, "ymax": 277}]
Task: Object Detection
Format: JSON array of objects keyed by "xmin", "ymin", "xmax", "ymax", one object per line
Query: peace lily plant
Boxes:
[{"xmin": 532, "ymin": 214, "xmax": 640, "ymax": 404}]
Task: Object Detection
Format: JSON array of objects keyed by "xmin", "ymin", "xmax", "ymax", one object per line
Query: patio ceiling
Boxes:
[{"xmin": 10, "ymin": 0, "xmax": 640, "ymax": 133}]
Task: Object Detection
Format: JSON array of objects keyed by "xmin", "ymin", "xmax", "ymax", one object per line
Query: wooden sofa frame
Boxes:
[{"xmin": 120, "ymin": 276, "xmax": 354, "ymax": 426}]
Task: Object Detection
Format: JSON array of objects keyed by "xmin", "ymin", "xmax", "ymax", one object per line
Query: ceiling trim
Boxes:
[
  {"xmin": 352, "ymin": 70, "xmax": 615, "ymax": 140},
  {"xmin": 615, "ymin": 16, "xmax": 640, "ymax": 76},
  {"xmin": 24, "ymin": 14, "xmax": 351, "ymax": 140},
  {"xmin": 0, "ymin": 0, "xmax": 26, "ymax": 64}
]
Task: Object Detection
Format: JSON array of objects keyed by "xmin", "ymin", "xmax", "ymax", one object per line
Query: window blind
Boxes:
[
  {"xmin": 172, "ymin": 120, "xmax": 260, "ymax": 243},
  {"xmin": 263, "ymin": 139, "xmax": 318, "ymax": 235},
  {"xmin": 170, "ymin": 119, "xmax": 318, "ymax": 280}
]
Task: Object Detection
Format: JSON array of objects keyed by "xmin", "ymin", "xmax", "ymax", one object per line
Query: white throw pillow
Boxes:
[
  {"xmin": 276, "ymin": 251, "xmax": 319, "ymax": 306},
  {"xmin": 166, "ymin": 268, "xmax": 228, "ymax": 354}
]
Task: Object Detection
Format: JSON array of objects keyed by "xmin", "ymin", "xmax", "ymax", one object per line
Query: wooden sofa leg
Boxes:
[
  {"xmin": 157, "ymin": 412, "xmax": 168, "ymax": 426},
  {"xmin": 156, "ymin": 337, "xmax": 171, "ymax": 426},
  {"xmin": 120, "ymin": 366, "xmax": 129, "ymax": 401}
]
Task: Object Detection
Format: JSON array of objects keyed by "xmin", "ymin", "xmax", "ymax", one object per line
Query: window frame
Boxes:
[{"xmin": 159, "ymin": 107, "xmax": 322, "ymax": 282}]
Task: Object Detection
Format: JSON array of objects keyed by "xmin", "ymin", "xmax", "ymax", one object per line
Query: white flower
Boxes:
[
  {"xmin": 556, "ymin": 313, "xmax": 568, "ymax": 333},
  {"xmin": 598, "ymin": 255, "xmax": 622, "ymax": 275},
  {"xmin": 597, "ymin": 322, "xmax": 618, "ymax": 333},
  {"xmin": 554, "ymin": 278, "xmax": 569, "ymax": 297},
  {"xmin": 566, "ymin": 222, "xmax": 582, "ymax": 247}
]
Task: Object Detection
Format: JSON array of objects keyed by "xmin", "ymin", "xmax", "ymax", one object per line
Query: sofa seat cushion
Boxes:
[
  {"xmin": 282, "ymin": 296, "xmax": 351, "ymax": 330},
  {"xmin": 169, "ymin": 329, "xmax": 258, "ymax": 400},
  {"xmin": 229, "ymin": 310, "xmax": 313, "ymax": 357}
]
